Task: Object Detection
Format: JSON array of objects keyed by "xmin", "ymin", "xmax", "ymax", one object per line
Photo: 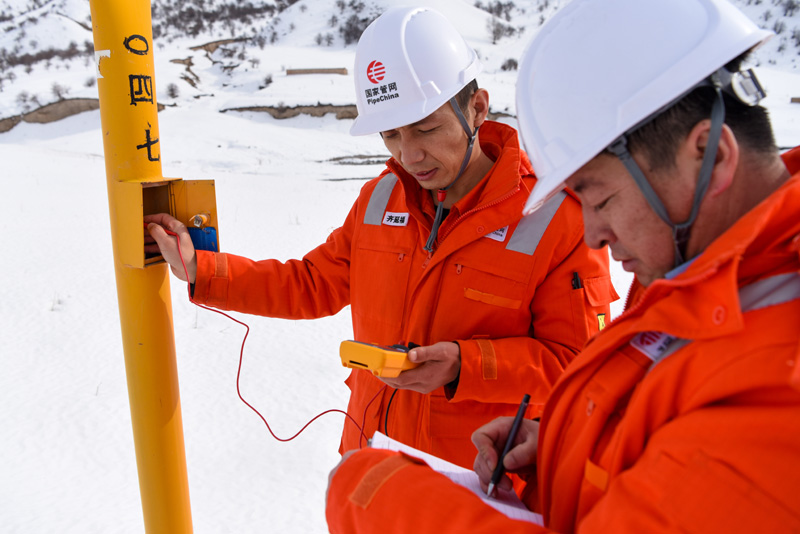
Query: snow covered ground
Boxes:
[
  {"xmin": 2, "ymin": 2, "xmax": 800, "ymax": 532},
  {"xmin": 1, "ymin": 105, "xmax": 381, "ymax": 533}
]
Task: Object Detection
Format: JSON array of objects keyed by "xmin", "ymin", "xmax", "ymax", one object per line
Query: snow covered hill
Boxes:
[{"xmin": 1, "ymin": 0, "xmax": 799, "ymax": 119}]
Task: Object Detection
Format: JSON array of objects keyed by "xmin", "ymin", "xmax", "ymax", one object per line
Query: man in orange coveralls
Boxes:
[
  {"xmin": 144, "ymin": 6, "xmax": 614, "ymax": 469},
  {"xmin": 325, "ymin": 0, "xmax": 800, "ymax": 531}
]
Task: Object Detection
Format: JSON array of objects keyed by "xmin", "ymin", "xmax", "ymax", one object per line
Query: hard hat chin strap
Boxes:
[
  {"xmin": 424, "ymin": 97, "xmax": 480, "ymax": 252},
  {"xmin": 607, "ymin": 87, "xmax": 725, "ymax": 268}
]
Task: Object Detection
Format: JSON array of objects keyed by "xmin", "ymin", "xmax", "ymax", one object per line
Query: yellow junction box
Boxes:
[{"xmin": 115, "ymin": 178, "xmax": 219, "ymax": 269}]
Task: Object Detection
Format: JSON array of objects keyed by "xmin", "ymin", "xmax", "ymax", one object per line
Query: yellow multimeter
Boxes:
[{"xmin": 339, "ymin": 340, "xmax": 420, "ymax": 378}]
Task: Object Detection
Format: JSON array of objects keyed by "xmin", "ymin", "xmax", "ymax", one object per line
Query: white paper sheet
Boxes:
[{"xmin": 370, "ymin": 432, "xmax": 543, "ymax": 525}]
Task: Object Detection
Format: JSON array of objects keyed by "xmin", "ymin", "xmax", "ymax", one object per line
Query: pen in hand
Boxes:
[{"xmin": 486, "ymin": 393, "xmax": 530, "ymax": 498}]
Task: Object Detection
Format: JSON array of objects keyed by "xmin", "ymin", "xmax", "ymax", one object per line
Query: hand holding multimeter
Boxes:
[{"xmin": 339, "ymin": 340, "xmax": 421, "ymax": 378}]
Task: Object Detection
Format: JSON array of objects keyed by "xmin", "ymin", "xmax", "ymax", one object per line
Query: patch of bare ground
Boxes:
[{"xmin": 0, "ymin": 98, "xmax": 166, "ymax": 133}]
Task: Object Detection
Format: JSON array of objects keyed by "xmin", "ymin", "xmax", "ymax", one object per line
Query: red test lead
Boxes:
[{"xmin": 144, "ymin": 221, "xmax": 371, "ymax": 446}]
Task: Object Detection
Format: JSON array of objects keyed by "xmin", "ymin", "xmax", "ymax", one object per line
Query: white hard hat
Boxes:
[
  {"xmin": 350, "ymin": 6, "xmax": 482, "ymax": 136},
  {"xmin": 517, "ymin": 0, "xmax": 772, "ymax": 214}
]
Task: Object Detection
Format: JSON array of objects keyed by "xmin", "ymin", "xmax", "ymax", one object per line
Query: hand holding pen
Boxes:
[{"xmin": 471, "ymin": 394, "xmax": 539, "ymax": 497}]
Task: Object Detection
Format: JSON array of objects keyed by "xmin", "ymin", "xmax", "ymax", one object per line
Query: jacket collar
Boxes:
[
  {"xmin": 618, "ymin": 148, "xmax": 800, "ymax": 341},
  {"xmin": 386, "ymin": 121, "xmax": 530, "ymax": 219}
]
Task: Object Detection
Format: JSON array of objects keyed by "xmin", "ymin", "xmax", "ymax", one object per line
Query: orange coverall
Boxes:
[
  {"xmin": 326, "ymin": 146, "xmax": 800, "ymax": 532},
  {"xmin": 191, "ymin": 121, "xmax": 615, "ymax": 468}
]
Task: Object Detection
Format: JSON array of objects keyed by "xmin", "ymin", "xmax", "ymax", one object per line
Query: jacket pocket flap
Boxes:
[
  {"xmin": 464, "ymin": 287, "xmax": 522, "ymax": 309},
  {"xmin": 583, "ymin": 275, "xmax": 620, "ymax": 306}
]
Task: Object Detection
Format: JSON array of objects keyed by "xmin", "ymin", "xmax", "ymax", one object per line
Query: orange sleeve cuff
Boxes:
[
  {"xmin": 349, "ymin": 453, "xmax": 425, "ymax": 508},
  {"xmin": 192, "ymin": 250, "xmax": 229, "ymax": 308}
]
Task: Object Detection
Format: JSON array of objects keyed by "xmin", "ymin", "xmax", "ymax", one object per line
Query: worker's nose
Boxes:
[
  {"xmin": 398, "ymin": 137, "xmax": 425, "ymax": 167},
  {"xmin": 582, "ymin": 205, "xmax": 614, "ymax": 250}
]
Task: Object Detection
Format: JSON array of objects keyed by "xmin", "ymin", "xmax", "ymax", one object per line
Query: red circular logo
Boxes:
[
  {"xmin": 366, "ymin": 60, "xmax": 385, "ymax": 84},
  {"xmin": 639, "ymin": 331, "xmax": 660, "ymax": 346}
]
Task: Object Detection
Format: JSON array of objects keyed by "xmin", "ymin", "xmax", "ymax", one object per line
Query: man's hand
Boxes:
[
  {"xmin": 144, "ymin": 213, "xmax": 198, "ymax": 283},
  {"xmin": 472, "ymin": 417, "xmax": 539, "ymax": 494},
  {"xmin": 380, "ymin": 341, "xmax": 460, "ymax": 394}
]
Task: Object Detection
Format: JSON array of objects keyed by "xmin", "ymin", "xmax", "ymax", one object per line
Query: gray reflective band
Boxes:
[
  {"xmin": 506, "ymin": 190, "xmax": 567, "ymax": 255},
  {"xmin": 647, "ymin": 272, "xmax": 800, "ymax": 366},
  {"xmin": 363, "ymin": 173, "xmax": 398, "ymax": 225},
  {"xmin": 739, "ymin": 272, "xmax": 800, "ymax": 312}
]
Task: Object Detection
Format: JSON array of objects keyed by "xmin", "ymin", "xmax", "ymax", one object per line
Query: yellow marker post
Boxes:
[{"xmin": 89, "ymin": 1, "xmax": 194, "ymax": 531}]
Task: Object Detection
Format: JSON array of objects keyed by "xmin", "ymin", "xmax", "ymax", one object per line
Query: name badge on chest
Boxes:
[
  {"xmin": 484, "ymin": 226, "xmax": 509, "ymax": 243},
  {"xmin": 382, "ymin": 212, "xmax": 409, "ymax": 227},
  {"xmin": 630, "ymin": 331, "xmax": 678, "ymax": 362}
]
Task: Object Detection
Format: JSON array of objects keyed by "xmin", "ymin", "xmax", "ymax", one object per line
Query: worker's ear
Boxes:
[
  {"xmin": 470, "ymin": 89, "xmax": 490, "ymax": 128},
  {"xmin": 684, "ymin": 120, "xmax": 739, "ymax": 197}
]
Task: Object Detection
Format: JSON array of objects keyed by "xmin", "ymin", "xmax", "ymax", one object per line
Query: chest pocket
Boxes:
[
  {"xmin": 570, "ymin": 275, "xmax": 619, "ymax": 346},
  {"xmin": 442, "ymin": 192, "xmax": 570, "ymax": 338},
  {"xmin": 443, "ymin": 257, "xmax": 531, "ymax": 340},
  {"xmin": 351, "ymin": 174, "xmax": 414, "ymax": 339}
]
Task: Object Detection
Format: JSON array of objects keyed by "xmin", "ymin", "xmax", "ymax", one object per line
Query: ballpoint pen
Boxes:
[{"xmin": 487, "ymin": 393, "xmax": 530, "ymax": 497}]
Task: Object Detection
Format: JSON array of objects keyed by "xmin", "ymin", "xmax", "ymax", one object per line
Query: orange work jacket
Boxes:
[
  {"xmin": 325, "ymin": 147, "xmax": 800, "ymax": 533},
  {"xmin": 192, "ymin": 121, "xmax": 616, "ymax": 469}
]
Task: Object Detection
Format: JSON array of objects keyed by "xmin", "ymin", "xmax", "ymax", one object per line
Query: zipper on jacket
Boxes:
[
  {"xmin": 422, "ymin": 250, "xmax": 433, "ymax": 269},
  {"xmin": 436, "ymin": 185, "xmax": 521, "ymax": 245}
]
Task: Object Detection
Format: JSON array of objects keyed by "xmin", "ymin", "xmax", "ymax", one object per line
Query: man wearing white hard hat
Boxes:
[
  {"xmin": 146, "ymin": 6, "xmax": 615, "ymax": 470},
  {"xmin": 326, "ymin": 0, "xmax": 800, "ymax": 532}
]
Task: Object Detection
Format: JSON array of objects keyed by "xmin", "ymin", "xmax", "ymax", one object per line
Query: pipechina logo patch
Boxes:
[
  {"xmin": 366, "ymin": 60, "xmax": 385, "ymax": 84},
  {"xmin": 630, "ymin": 330, "xmax": 678, "ymax": 361},
  {"xmin": 364, "ymin": 59, "xmax": 400, "ymax": 106},
  {"xmin": 638, "ymin": 331, "xmax": 662, "ymax": 346}
]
